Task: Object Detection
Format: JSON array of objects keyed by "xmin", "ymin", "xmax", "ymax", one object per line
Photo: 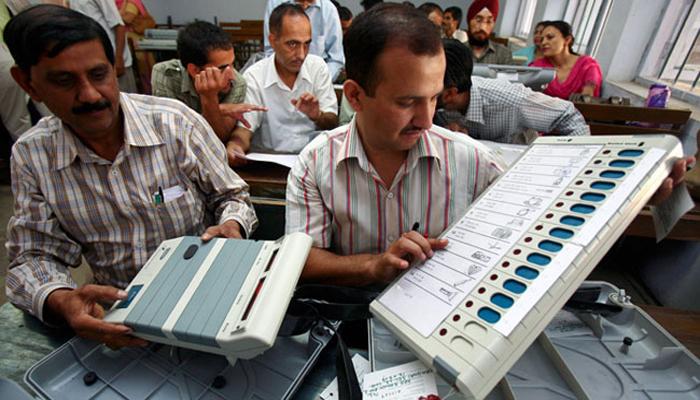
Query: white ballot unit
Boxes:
[
  {"xmin": 105, "ymin": 233, "xmax": 312, "ymax": 365},
  {"xmin": 370, "ymin": 135, "xmax": 684, "ymax": 399}
]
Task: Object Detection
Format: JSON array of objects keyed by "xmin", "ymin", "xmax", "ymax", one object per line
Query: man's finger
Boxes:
[
  {"xmin": 80, "ymin": 284, "xmax": 128, "ymax": 303},
  {"xmin": 73, "ymin": 314, "xmax": 132, "ymax": 336},
  {"xmin": 201, "ymin": 226, "xmax": 219, "ymax": 242},
  {"xmin": 238, "ymin": 116, "xmax": 251, "ymax": 129},
  {"xmin": 402, "ymin": 231, "xmax": 433, "ymax": 256},
  {"xmin": 394, "ymin": 237, "xmax": 427, "ymax": 261},
  {"xmin": 427, "ymin": 238, "xmax": 449, "ymax": 250}
]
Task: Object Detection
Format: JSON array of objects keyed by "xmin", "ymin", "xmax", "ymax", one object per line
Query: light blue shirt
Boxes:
[{"xmin": 264, "ymin": 0, "xmax": 345, "ymax": 81}]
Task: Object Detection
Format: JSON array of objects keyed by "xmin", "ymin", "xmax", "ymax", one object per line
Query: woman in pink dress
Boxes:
[{"xmin": 530, "ymin": 21, "xmax": 602, "ymax": 100}]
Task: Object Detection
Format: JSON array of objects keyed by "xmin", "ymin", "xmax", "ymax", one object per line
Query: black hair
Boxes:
[
  {"xmin": 402, "ymin": 1, "xmax": 415, "ymax": 7},
  {"xmin": 269, "ymin": 3, "xmax": 309, "ymax": 35},
  {"xmin": 338, "ymin": 6, "xmax": 353, "ymax": 22},
  {"xmin": 4, "ymin": 4, "xmax": 114, "ymax": 73},
  {"xmin": 541, "ymin": 20, "xmax": 578, "ymax": 55},
  {"xmin": 444, "ymin": 6, "xmax": 463, "ymax": 28},
  {"xmin": 177, "ymin": 21, "xmax": 232, "ymax": 68},
  {"xmin": 443, "ymin": 39, "xmax": 473, "ymax": 93},
  {"xmin": 360, "ymin": 0, "xmax": 384, "ymax": 11},
  {"xmin": 344, "ymin": 3, "xmax": 443, "ymax": 96},
  {"xmin": 418, "ymin": 2, "xmax": 443, "ymax": 16}
]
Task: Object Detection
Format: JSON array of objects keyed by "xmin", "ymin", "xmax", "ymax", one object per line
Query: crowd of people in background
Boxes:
[{"xmin": 0, "ymin": 0, "xmax": 606, "ymax": 146}]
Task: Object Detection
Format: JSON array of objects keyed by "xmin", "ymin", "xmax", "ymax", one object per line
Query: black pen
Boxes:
[
  {"xmin": 158, "ymin": 186, "xmax": 164, "ymax": 204},
  {"xmin": 411, "ymin": 222, "xmax": 420, "ymax": 232}
]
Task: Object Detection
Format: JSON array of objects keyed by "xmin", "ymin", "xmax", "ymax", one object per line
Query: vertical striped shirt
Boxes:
[
  {"xmin": 286, "ymin": 118, "xmax": 505, "ymax": 255},
  {"xmin": 6, "ymin": 93, "xmax": 258, "ymax": 322}
]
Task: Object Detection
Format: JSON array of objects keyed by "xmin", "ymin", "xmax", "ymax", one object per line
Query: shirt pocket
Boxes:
[{"xmin": 155, "ymin": 185, "xmax": 205, "ymax": 239}]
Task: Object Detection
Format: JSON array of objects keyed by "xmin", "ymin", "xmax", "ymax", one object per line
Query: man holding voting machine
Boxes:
[{"xmin": 285, "ymin": 4, "xmax": 692, "ymax": 286}]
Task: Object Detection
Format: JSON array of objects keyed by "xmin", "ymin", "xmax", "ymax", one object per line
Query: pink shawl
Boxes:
[{"xmin": 530, "ymin": 55, "xmax": 602, "ymax": 99}]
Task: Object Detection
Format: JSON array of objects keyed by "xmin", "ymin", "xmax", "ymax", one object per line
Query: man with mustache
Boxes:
[
  {"xmin": 284, "ymin": 4, "xmax": 691, "ymax": 286},
  {"xmin": 263, "ymin": 0, "xmax": 344, "ymax": 82},
  {"xmin": 227, "ymin": 3, "xmax": 338, "ymax": 166},
  {"xmin": 4, "ymin": 5, "xmax": 258, "ymax": 349},
  {"xmin": 465, "ymin": 0, "xmax": 514, "ymax": 65}
]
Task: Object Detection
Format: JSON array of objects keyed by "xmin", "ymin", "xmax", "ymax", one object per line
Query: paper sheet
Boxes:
[
  {"xmin": 319, "ymin": 354, "xmax": 371, "ymax": 400},
  {"xmin": 378, "ymin": 144, "xmax": 601, "ymax": 337},
  {"xmin": 241, "ymin": 152, "xmax": 298, "ymax": 169},
  {"xmin": 651, "ymin": 182, "xmax": 695, "ymax": 242},
  {"xmin": 362, "ymin": 360, "xmax": 438, "ymax": 400}
]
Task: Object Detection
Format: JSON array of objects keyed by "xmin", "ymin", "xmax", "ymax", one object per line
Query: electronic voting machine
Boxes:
[
  {"xmin": 370, "ymin": 135, "xmax": 684, "ymax": 399},
  {"xmin": 105, "ymin": 233, "xmax": 312, "ymax": 365}
]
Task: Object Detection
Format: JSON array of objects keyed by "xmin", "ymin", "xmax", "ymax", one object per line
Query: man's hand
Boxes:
[
  {"xmin": 649, "ymin": 156, "xmax": 695, "ymax": 205},
  {"xmin": 366, "ymin": 231, "xmax": 448, "ymax": 283},
  {"xmin": 201, "ymin": 219, "xmax": 243, "ymax": 241},
  {"xmin": 46, "ymin": 285, "xmax": 148, "ymax": 350},
  {"xmin": 291, "ymin": 92, "xmax": 321, "ymax": 122},
  {"xmin": 194, "ymin": 66, "xmax": 233, "ymax": 99},
  {"xmin": 226, "ymin": 140, "xmax": 248, "ymax": 167},
  {"xmin": 219, "ymin": 103, "xmax": 268, "ymax": 130}
]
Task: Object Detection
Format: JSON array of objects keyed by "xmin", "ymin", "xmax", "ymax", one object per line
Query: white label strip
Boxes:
[
  {"xmin": 493, "ymin": 243, "xmax": 582, "ymax": 336},
  {"xmin": 573, "ymin": 148, "xmax": 666, "ymax": 247},
  {"xmin": 160, "ymin": 238, "xmax": 226, "ymax": 340},
  {"xmin": 379, "ymin": 144, "xmax": 601, "ymax": 337}
]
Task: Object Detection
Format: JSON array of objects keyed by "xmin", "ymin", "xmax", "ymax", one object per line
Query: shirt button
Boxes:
[
  {"xmin": 134, "ymin": 241, "xmax": 142, "ymax": 249},
  {"xmin": 112, "ymin": 170, "xmax": 118, "ymax": 176},
  {"xmin": 387, "ymin": 235, "xmax": 396, "ymax": 242},
  {"xmin": 387, "ymin": 193, "xmax": 394, "ymax": 199}
]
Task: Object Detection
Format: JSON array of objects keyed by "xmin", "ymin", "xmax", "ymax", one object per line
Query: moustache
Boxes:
[
  {"xmin": 401, "ymin": 126, "xmax": 423, "ymax": 134},
  {"xmin": 72, "ymin": 99, "xmax": 111, "ymax": 115}
]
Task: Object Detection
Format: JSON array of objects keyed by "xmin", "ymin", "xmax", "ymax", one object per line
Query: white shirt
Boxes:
[
  {"xmin": 242, "ymin": 54, "xmax": 338, "ymax": 153},
  {"xmin": 451, "ymin": 29, "xmax": 468, "ymax": 43},
  {"xmin": 70, "ymin": 0, "xmax": 132, "ymax": 68},
  {"xmin": 263, "ymin": 0, "xmax": 345, "ymax": 81}
]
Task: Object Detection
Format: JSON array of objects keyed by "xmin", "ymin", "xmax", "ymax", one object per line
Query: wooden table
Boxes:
[
  {"xmin": 573, "ymin": 102, "xmax": 692, "ymax": 135},
  {"xmin": 641, "ymin": 304, "xmax": 700, "ymax": 358},
  {"xmin": 235, "ymin": 162, "xmax": 288, "ymax": 199},
  {"xmin": 625, "ymin": 203, "xmax": 700, "ymax": 241}
]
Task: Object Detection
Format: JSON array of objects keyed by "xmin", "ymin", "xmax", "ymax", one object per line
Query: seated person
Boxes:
[
  {"xmin": 513, "ymin": 20, "xmax": 546, "ymax": 64},
  {"xmin": 530, "ymin": 20, "xmax": 602, "ymax": 99},
  {"xmin": 338, "ymin": 6, "xmax": 352, "ymax": 36},
  {"xmin": 465, "ymin": 0, "xmax": 514, "ymax": 65},
  {"xmin": 151, "ymin": 21, "xmax": 264, "ymax": 142},
  {"xmin": 443, "ymin": 6, "xmax": 468, "ymax": 43},
  {"xmin": 285, "ymin": 3, "xmax": 691, "ymax": 286},
  {"xmin": 285, "ymin": 4, "xmax": 503, "ymax": 285},
  {"xmin": 228, "ymin": 3, "xmax": 337, "ymax": 164},
  {"xmin": 418, "ymin": 2, "xmax": 443, "ymax": 28},
  {"xmin": 4, "ymin": 5, "xmax": 258, "ymax": 348},
  {"xmin": 264, "ymin": 0, "xmax": 344, "ymax": 82},
  {"xmin": 438, "ymin": 39, "xmax": 590, "ymax": 143}
]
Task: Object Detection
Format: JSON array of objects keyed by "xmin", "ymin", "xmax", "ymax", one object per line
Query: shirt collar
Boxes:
[
  {"xmin": 264, "ymin": 54, "xmax": 312, "ymax": 89},
  {"xmin": 335, "ymin": 116, "xmax": 443, "ymax": 173},
  {"xmin": 54, "ymin": 93, "xmax": 165, "ymax": 170}
]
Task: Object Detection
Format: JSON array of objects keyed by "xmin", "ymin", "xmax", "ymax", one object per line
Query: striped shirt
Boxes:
[
  {"xmin": 6, "ymin": 93, "xmax": 258, "ymax": 322},
  {"xmin": 285, "ymin": 118, "xmax": 505, "ymax": 255},
  {"xmin": 436, "ymin": 77, "xmax": 590, "ymax": 143}
]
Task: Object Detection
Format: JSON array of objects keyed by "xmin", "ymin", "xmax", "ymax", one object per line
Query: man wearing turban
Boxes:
[{"xmin": 465, "ymin": 0, "xmax": 514, "ymax": 65}]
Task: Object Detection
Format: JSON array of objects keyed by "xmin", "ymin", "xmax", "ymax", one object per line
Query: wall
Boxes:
[
  {"xmin": 146, "ymin": 0, "xmax": 485, "ymax": 26},
  {"xmin": 593, "ymin": 0, "xmax": 669, "ymax": 81}
]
